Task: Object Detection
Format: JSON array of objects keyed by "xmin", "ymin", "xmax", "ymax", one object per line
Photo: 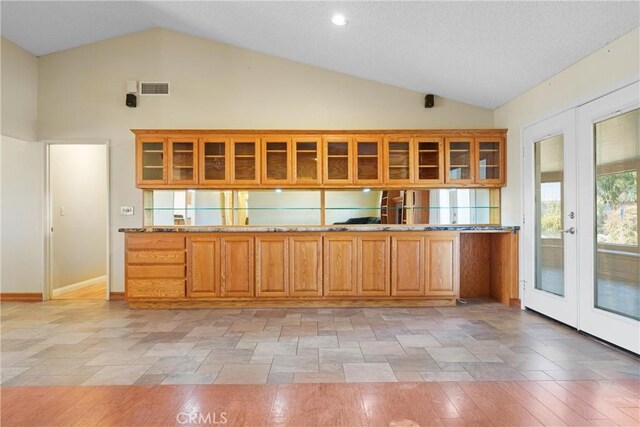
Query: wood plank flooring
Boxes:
[
  {"xmin": 1, "ymin": 380, "xmax": 638, "ymax": 426},
  {"xmin": 52, "ymin": 283, "xmax": 106, "ymax": 300}
]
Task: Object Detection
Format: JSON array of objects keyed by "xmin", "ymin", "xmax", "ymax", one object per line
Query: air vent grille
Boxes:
[{"xmin": 140, "ymin": 82, "xmax": 170, "ymax": 96}]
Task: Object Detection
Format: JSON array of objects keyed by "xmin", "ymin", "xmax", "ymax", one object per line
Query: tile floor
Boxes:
[{"xmin": 1, "ymin": 299, "xmax": 638, "ymax": 387}]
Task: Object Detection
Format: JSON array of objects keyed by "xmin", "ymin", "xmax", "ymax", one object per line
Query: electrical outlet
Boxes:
[{"xmin": 120, "ymin": 206, "xmax": 134, "ymax": 215}]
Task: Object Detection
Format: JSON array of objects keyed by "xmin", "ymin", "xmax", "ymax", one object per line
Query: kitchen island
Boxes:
[{"xmin": 119, "ymin": 226, "xmax": 519, "ymax": 308}]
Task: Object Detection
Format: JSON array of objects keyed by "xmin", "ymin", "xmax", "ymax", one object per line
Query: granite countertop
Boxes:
[{"xmin": 119, "ymin": 225, "xmax": 519, "ymax": 233}]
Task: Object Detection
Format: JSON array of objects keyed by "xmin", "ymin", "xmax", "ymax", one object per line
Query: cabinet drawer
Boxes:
[
  {"xmin": 127, "ymin": 250, "xmax": 185, "ymax": 264},
  {"xmin": 128, "ymin": 265, "xmax": 185, "ymax": 279},
  {"xmin": 127, "ymin": 279, "xmax": 185, "ymax": 298},
  {"xmin": 127, "ymin": 235, "xmax": 185, "ymax": 250}
]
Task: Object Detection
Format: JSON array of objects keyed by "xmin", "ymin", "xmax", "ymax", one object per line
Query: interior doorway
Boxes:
[{"xmin": 47, "ymin": 142, "xmax": 109, "ymax": 300}]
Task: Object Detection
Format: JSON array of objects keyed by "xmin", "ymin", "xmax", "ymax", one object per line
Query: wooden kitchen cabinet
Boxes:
[
  {"xmin": 262, "ymin": 136, "xmax": 291, "ymax": 185},
  {"xmin": 136, "ymin": 137, "xmax": 167, "ymax": 187},
  {"xmin": 200, "ymin": 137, "xmax": 230, "ymax": 184},
  {"xmin": 231, "ymin": 138, "xmax": 260, "ymax": 184},
  {"xmin": 391, "ymin": 235, "xmax": 425, "ymax": 296},
  {"xmin": 256, "ymin": 236, "xmax": 289, "ymax": 297},
  {"xmin": 445, "ymin": 137, "xmax": 474, "ymax": 184},
  {"xmin": 289, "ymin": 236, "xmax": 322, "ymax": 296},
  {"xmin": 168, "ymin": 138, "xmax": 198, "ymax": 185},
  {"xmin": 220, "ymin": 236, "xmax": 254, "ymax": 297},
  {"xmin": 425, "ymin": 233, "xmax": 459, "ymax": 297},
  {"xmin": 354, "ymin": 137, "xmax": 383, "ymax": 185},
  {"xmin": 323, "ymin": 235, "xmax": 358, "ymax": 296},
  {"xmin": 357, "ymin": 236, "xmax": 390, "ymax": 296},
  {"xmin": 475, "ymin": 136, "xmax": 505, "ymax": 185},
  {"xmin": 323, "ymin": 137, "xmax": 353, "ymax": 184},
  {"xmin": 187, "ymin": 237, "xmax": 220, "ymax": 298},
  {"xmin": 415, "ymin": 137, "xmax": 444, "ymax": 184},
  {"xmin": 292, "ymin": 137, "xmax": 322, "ymax": 185},
  {"xmin": 384, "ymin": 137, "xmax": 413, "ymax": 185}
]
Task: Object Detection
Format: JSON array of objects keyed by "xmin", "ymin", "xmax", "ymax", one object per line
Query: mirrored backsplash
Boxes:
[{"xmin": 144, "ymin": 189, "xmax": 500, "ymax": 226}]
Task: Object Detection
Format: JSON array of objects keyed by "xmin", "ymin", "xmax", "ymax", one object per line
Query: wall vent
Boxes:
[{"xmin": 140, "ymin": 81, "xmax": 170, "ymax": 96}]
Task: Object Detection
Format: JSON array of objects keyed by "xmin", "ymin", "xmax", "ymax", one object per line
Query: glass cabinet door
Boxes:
[
  {"xmin": 476, "ymin": 137, "xmax": 504, "ymax": 184},
  {"xmin": 354, "ymin": 137, "xmax": 382, "ymax": 184},
  {"xmin": 232, "ymin": 138, "xmax": 260, "ymax": 183},
  {"xmin": 445, "ymin": 137, "xmax": 474, "ymax": 183},
  {"xmin": 384, "ymin": 137, "xmax": 413, "ymax": 184},
  {"xmin": 415, "ymin": 137, "xmax": 444, "ymax": 184},
  {"xmin": 138, "ymin": 138, "xmax": 167, "ymax": 185},
  {"xmin": 293, "ymin": 137, "xmax": 321, "ymax": 185},
  {"xmin": 200, "ymin": 138, "xmax": 229, "ymax": 184},
  {"xmin": 324, "ymin": 137, "xmax": 352, "ymax": 184},
  {"xmin": 262, "ymin": 137, "xmax": 291, "ymax": 184},
  {"xmin": 168, "ymin": 138, "xmax": 198, "ymax": 184}
]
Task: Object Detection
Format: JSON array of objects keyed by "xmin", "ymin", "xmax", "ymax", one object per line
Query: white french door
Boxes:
[
  {"xmin": 523, "ymin": 110, "xmax": 579, "ymax": 327},
  {"xmin": 577, "ymin": 83, "xmax": 639, "ymax": 354},
  {"xmin": 524, "ymin": 82, "xmax": 640, "ymax": 354}
]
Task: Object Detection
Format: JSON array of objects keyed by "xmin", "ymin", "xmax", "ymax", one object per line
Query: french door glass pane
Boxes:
[
  {"xmin": 594, "ymin": 108, "xmax": 640, "ymax": 320},
  {"xmin": 535, "ymin": 135, "xmax": 565, "ymax": 296}
]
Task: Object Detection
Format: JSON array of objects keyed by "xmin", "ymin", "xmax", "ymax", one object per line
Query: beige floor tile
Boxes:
[
  {"xmin": 343, "ymin": 363, "xmax": 397, "ymax": 382},
  {"xmin": 214, "ymin": 364, "xmax": 270, "ymax": 384}
]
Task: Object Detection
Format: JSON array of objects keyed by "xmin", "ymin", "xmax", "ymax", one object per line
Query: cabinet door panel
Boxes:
[
  {"xmin": 169, "ymin": 138, "xmax": 198, "ymax": 185},
  {"xmin": 200, "ymin": 138, "xmax": 229, "ymax": 184},
  {"xmin": 358, "ymin": 237, "xmax": 390, "ymax": 296},
  {"xmin": 354, "ymin": 138, "xmax": 382, "ymax": 184},
  {"xmin": 445, "ymin": 138, "xmax": 474, "ymax": 184},
  {"xmin": 475, "ymin": 137, "xmax": 505, "ymax": 185},
  {"xmin": 231, "ymin": 139, "xmax": 260, "ymax": 184},
  {"xmin": 384, "ymin": 138, "xmax": 413, "ymax": 185},
  {"xmin": 415, "ymin": 137, "xmax": 444, "ymax": 184},
  {"xmin": 137, "ymin": 138, "xmax": 167, "ymax": 186},
  {"xmin": 256, "ymin": 237, "xmax": 288, "ymax": 297},
  {"xmin": 324, "ymin": 236, "xmax": 357, "ymax": 296},
  {"xmin": 290, "ymin": 236, "xmax": 322, "ymax": 296},
  {"xmin": 324, "ymin": 138, "xmax": 352, "ymax": 184},
  {"xmin": 262, "ymin": 137, "xmax": 291, "ymax": 184},
  {"xmin": 187, "ymin": 237, "xmax": 219, "ymax": 297},
  {"xmin": 391, "ymin": 236, "xmax": 424, "ymax": 296},
  {"xmin": 293, "ymin": 137, "xmax": 322, "ymax": 185},
  {"xmin": 425, "ymin": 235, "xmax": 459, "ymax": 296},
  {"xmin": 221, "ymin": 237, "xmax": 255, "ymax": 297}
]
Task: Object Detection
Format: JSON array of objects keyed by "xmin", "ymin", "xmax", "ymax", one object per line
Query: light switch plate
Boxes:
[{"xmin": 120, "ymin": 206, "xmax": 134, "ymax": 215}]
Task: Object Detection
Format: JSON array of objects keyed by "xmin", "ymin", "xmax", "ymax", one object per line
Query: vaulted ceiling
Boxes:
[{"xmin": 1, "ymin": 1, "xmax": 638, "ymax": 109}]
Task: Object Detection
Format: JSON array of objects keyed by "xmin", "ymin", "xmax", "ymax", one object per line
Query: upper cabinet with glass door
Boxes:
[
  {"xmin": 262, "ymin": 136, "xmax": 291, "ymax": 185},
  {"xmin": 414, "ymin": 136, "xmax": 444, "ymax": 185},
  {"xmin": 445, "ymin": 137, "xmax": 474, "ymax": 184},
  {"xmin": 231, "ymin": 138, "xmax": 260, "ymax": 185},
  {"xmin": 292, "ymin": 136, "xmax": 322, "ymax": 185},
  {"xmin": 168, "ymin": 138, "xmax": 198, "ymax": 185},
  {"xmin": 354, "ymin": 137, "xmax": 382, "ymax": 185},
  {"xmin": 384, "ymin": 137, "xmax": 413, "ymax": 185},
  {"xmin": 323, "ymin": 136, "xmax": 353, "ymax": 185},
  {"xmin": 200, "ymin": 137, "xmax": 229, "ymax": 185},
  {"xmin": 137, "ymin": 136, "xmax": 167, "ymax": 187},
  {"xmin": 475, "ymin": 136, "xmax": 505, "ymax": 185}
]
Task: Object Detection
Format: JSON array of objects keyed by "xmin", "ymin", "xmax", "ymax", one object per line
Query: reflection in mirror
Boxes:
[
  {"xmin": 238, "ymin": 190, "xmax": 321, "ymax": 225},
  {"xmin": 325, "ymin": 190, "xmax": 382, "ymax": 225},
  {"xmin": 148, "ymin": 190, "xmax": 232, "ymax": 226},
  {"xmin": 143, "ymin": 188, "xmax": 499, "ymax": 226}
]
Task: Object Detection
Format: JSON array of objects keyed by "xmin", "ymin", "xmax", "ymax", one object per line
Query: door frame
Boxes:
[
  {"xmin": 44, "ymin": 139, "xmax": 111, "ymax": 301},
  {"xmin": 576, "ymin": 82, "xmax": 640, "ymax": 353},
  {"xmin": 522, "ymin": 109, "xmax": 579, "ymax": 327}
]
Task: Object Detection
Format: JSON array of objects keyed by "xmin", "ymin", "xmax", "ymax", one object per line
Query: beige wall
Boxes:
[
  {"xmin": 1, "ymin": 37, "xmax": 38, "ymax": 142},
  {"xmin": 50, "ymin": 144, "xmax": 107, "ymax": 289},
  {"xmin": 37, "ymin": 28, "xmax": 494, "ymax": 292},
  {"xmin": 0, "ymin": 136, "xmax": 44, "ymax": 293},
  {"xmin": 495, "ymin": 27, "xmax": 640, "ymax": 226}
]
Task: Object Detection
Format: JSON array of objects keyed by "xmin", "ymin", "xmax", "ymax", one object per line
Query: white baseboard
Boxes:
[{"xmin": 52, "ymin": 275, "xmax": 106, "ymax": 297}]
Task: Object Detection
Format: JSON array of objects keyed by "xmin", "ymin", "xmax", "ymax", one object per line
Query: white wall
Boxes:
[
  {"xmin": 495, "ymin": 27, "xmax": 640, "ymax": 226},
  {"xmin": 0, "ymin": 136, "xmax": 44, "ymax": 293},
  {"xmin": 50, "ymin": 144, "xmax": 107, "ymax": 289},
  {"xmin": 37, "ymin": 28, "xmax": 494, "ymax": 292},
  {"xmin": 1, "ymin": 37, "xmax": 38, "ymax": 142}
]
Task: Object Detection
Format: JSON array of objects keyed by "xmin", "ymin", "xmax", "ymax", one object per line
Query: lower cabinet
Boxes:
[
  {"xmin": 125, "ymin": 231, "xmax": 460, "ymax": 303},
  {"xmin": 324, "ymin": 235, "xmax": 390, "ymax": 297},
  {"xmin": 187, "ymin": 237, "xmax": 219, "ymax": 298},
  {"xmin": 220, "ymin": 236, "xmax": 255, "ymax": 297},
  {"xmin": 425, "ymin": 234, "xmax": 459, "ymax": 297}
]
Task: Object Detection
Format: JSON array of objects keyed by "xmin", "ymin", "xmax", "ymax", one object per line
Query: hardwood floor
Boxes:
[
  {"xmin": 1, "ymin": 380, "xmax": 638, "ymax": 426},
  {"xmin": 52, "ymin": 283, "xmax": 106, "ymax": 300}
]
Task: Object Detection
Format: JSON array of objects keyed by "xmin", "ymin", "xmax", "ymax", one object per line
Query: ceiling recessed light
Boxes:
[{"xmin": 331, "ymin": 14, "xmax": 348, "ymax": 26}]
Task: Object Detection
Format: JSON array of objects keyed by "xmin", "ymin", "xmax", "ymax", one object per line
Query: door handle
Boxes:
[{"xmin": 564, "ymin": 227, "xmax": 576, "ymax": 235}]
